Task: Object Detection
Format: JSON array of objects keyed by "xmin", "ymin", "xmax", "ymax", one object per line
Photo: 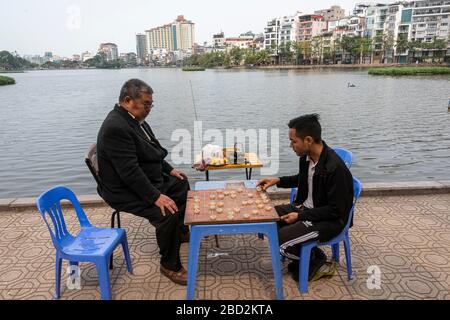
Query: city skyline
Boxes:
[{"xmin": 0, "ymin": 0, "xmax": 380, "ymax": 57}]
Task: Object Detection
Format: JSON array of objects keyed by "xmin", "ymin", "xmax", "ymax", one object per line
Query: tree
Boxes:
[
  {"xmin": 0, "ymin": 51, "xmax": 36, "ymax": 70},
  {"xmin": 311, "ymin": 36, "xmax": 324, "ymax": 64},
  {"xmin": 381, "ymin": 33, "xmax": 395, "ymax": 63},
  {"xmin": 229, "ymin": 47, "xmax": 244, "ymax": 66},
  {"xmin": 296, "ymin": 40, "xmax": 312, "ymax": 64},
  {"xmin": 394, "ymin": 34, "xmax": 409, "ymax": 63},
  {"xmin": 340, "ymin": 35, "xmax": 358, "ymax": 63},
  {"xmin": 431, "ymin": 38, "xmax": 447, "ymax": 62},
  {"xmin": 279, "ymin": 41, "xmax": 293, "ymax": 65}
]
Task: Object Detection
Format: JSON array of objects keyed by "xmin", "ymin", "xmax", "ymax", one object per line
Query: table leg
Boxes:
[
  {"xmin": 245, "ymin": 168, "xmax": 249, "ymax": 180},
  {"xmin": 249, "ymin": 168, "xmax": 253, "ymax": 180},
  {"xmin": 267, "ymin": 224, "xmax": 285, "ymax": 300},
  {"xmin": 187, "ymin": 227, "xmax": 202, "ymax": 300},
  {"xmin": 215, "ymin": 235, "xmax": 220, "ymax": 247},
  {"xmin": 205, "ymin": 170, "xmax": 209, "ymax": 181}
]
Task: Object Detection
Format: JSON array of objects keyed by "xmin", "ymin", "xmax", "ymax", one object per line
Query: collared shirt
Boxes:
[
  {"xmin": 302, "ymin": 155, "xmax": 317, "ymax": 209},
  {"xmin": 122, "ymin": 106, "xmax": 154, "ymax": 143}
]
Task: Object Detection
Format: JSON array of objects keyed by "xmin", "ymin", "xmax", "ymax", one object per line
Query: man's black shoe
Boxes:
[
  {"xmin": 308, "ymin": 250, "xmax": 327, "ymax": 282},
  {"xmin": 289, "ymin": 248, "xmax": 327, "ymax": 282},
  {"xmin": 288, "ymin": 260, "xmax": 299, "ymax": 274}
]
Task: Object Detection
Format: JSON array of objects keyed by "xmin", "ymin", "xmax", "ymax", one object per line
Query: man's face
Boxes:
[
  {"xmin": 125, "ymin": 92, "xmax": 153, "ymax": 122},
  {"xmin": 289, "ymin": 128, "xmax": 312, "ymax": 157}
]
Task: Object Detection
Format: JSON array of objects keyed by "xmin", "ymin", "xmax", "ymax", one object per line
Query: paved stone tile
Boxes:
[{"xmin": 0, "ymin": 193, "xmax": 449, "ymax": 300}]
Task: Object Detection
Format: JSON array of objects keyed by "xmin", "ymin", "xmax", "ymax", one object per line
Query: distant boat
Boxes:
[{"xmin": 348, "ymin": 82, "xmax": 356, "ymax": 87}]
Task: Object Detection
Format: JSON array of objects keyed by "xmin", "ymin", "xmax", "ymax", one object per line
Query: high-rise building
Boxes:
[
  {"xmin": 213, "ymin": 32, "xmax": 226, "ymax": 48},
  {"xmin": 296, "ymin": 14, "xmax": 327, "ymax": 41},
  {"xmin": 145, "ymin": 15, "xmax": 195, "ymax": 53},
  {"xmin": 315, "ymin": 5, "xmax": 346, "ymax": 21},
  {"xmin": 136, "ymin": 33, "xmax": 147, "ymax": 64},
  {"xmin": 81, "ymin": 51, "xmax": 94, "ymax": 62},
  {"xmin": 99, "ymin": 43, "xmax": 119, "ymax": 61}
]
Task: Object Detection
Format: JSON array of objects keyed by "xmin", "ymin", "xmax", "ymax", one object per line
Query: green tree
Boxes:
[
  {"xmin": 311, "ymin": 36, "xmax": 324, "ymax": 64},
  {"xmin": 394, "ymin": 34, "xmax": 409, "ymax": 63},
  {"xmin": 0, "ymin": 51, "xmax": 36, "ymax": 70},
  {"xmin": 279, "ymin": 41, "xmax": 293, "ymax": 65},
  {"xmin": 229, "ymin": 47, "xmax": 244, "ymax": 66}
]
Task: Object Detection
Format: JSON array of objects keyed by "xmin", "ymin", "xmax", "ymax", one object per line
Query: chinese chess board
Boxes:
[{"xmin": 184, "ymin": 186, "xmax": 280, "ymax": 225}]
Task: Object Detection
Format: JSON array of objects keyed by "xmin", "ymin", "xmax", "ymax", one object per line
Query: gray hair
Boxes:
[{"xmin": 119, "ymin": 79, "xmax": 153, "ymax": 102}]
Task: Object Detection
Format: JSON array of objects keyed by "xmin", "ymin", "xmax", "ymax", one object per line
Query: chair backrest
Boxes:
[
  {"xmin": 343, "ymin": 176, "xmax": 362, "ymax": 231},
  {"xmin": 290, "ymin": 147, "xmax": 353, "ymax": 204},
  {"xmin": 36, "ymin": 186, "xmax": 92, "ymax": 250},
  {"xmin": 333, "ymin": 147, "xmax": 353, "ymax": 168},
  {"xmin": 85, "ymin": 143, "xmax": 100, "ymax": 186}
]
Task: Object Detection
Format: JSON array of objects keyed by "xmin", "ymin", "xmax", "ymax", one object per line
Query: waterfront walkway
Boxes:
[{"xmin": 1, "ymin": 192, "xmax": 449, "ymax": 300}]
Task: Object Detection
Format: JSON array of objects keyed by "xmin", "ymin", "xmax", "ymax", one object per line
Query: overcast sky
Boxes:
[{"xmin": 1, "ymin": 0, "xmax": 391, "ymax": 57}]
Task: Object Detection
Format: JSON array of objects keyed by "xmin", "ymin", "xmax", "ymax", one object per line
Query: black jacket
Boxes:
[
  {"xmin": 97, "ymin": 104, "xmax": 174, "ymax": 209},
  {"xmin": 277, "ymin": 141, "xmax": 354, "ymax": 226}
]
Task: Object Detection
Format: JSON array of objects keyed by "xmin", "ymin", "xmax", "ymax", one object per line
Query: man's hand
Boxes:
[
  {"xmin": 155, "ymin": 194, "xmax": 178, "ymax": 216},
  {"xmin": 170, "ymin": 169, "xmax": 187, "ymax": 180},
  {"xmin": 280, "ymin": 212, "xmax": 299, "ymax": 224},
  {"xmin": 257, "ymin": 177, "xmax": 280, "ymax": 191}
]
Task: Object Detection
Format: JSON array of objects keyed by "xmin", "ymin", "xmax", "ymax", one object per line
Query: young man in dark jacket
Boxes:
[
  {"xmin": 257, "ymin": 114, "xmax": 353, "ymax": 281},
  {"xmin": 97, "ymin": 79, "xmax": 190, "ymax": 285}
]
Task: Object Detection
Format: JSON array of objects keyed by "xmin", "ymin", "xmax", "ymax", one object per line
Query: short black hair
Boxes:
[
  {"xmin": 119, "ymin": 79, "xmax": 153, "ymax": 102},
  {"xmin": 288, "ymin": 114, "xmax": 322, "ymax": 143}
]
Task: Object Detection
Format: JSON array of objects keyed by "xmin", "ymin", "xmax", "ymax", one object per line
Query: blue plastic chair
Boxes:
[
  {"xmin": 36, "ymin": 186, "xmax": 133, "ymax": 300},
  {"xmin": 187, "ymin": 181, "xmax": 284, "ymax": 300},
  {"xmin": 290, "ymin": 147, "xmax": 353, "ymax": 204},
  {"xmin": 297, "ymin": 177, "xmax": 362, "ymax": 293}
]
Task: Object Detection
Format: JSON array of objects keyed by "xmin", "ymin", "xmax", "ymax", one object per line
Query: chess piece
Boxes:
[
  {"xmin": 252, "ymin": 209, "xmax": 258, "ymax": 215},
  {"xmin": 242, "ymin": 200, "xmax": 248, "ymax": 206},
  {"xmin": 216, "ymin": 208, "xmax": 223, "ymax": 214},
  {"xmin": 243, "ymin": 213, "xmax": 250, "ymax": 219},
  {"xmin": 265, "ymin": 206, "xmax": 272, "ymax": 211},
  {"xmin": 247, "ymin": 193, "xmax": 254, "ymax": 198},
  {"xmin": 210, "ymin": 214, "xmax": 217, "ymax": 220},
  {"xmin": 194, "ymin": 208, "xmax": 201, "ymax": 215},
  {"xmin": 210, "ymin": 194, "xmax": 216, "ymax": 200},
  {"xmin": 234, "ymin": 207, "xmax": 240, "ymax": 213},
  {"xmin": 258, "ymin": 204, "xmax": 264, "ymax": 209}
]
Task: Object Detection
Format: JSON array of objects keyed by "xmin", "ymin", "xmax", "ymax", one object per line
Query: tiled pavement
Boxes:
[{"xmin": 0, "ymin": 194, "xmax": 450, "ymax": 300}]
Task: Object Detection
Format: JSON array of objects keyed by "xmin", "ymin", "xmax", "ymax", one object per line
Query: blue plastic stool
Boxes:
[
  {"xmin": 36, "ymin": 186, "xmax": 133, "ymax": 300},
  {"xmin": 297, "ymin": 177, "xmax": 362, "ymax": 293}
]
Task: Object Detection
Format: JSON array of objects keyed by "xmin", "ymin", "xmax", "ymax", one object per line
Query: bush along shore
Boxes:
[
  {"xmin": 0, "ymin": 75, "xmax": 16, "ymax": 85},
  {"xmin": 368, "ymin": 66, "xmax": 450, "ymax": 76}
]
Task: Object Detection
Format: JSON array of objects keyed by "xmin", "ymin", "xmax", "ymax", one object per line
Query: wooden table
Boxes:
[
  {"xmin": 195, "ymin": 152, "xmax": 263, "ymax": 181},
  {"xmin": 185, "ymin": 180, "xmax": 284, "ymax": 300}
]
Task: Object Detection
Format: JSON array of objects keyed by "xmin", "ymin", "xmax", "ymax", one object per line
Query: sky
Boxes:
[{"xmin": 0, "ymin": 0, "xmax": 390, "ymax": 57}]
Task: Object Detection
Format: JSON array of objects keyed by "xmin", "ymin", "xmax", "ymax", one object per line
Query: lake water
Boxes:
[{"xmin": 0, "ymin": 68, "xmax": 449, "ymax": 198}]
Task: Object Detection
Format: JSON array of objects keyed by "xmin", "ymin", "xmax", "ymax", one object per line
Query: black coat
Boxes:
[
  {"xmin": 97, "ymin": 104, "xmax": 174, "ymax": 210},
  {"xmin": 277, "ymin": 141, "xmax": 354, "ymax": 227}
]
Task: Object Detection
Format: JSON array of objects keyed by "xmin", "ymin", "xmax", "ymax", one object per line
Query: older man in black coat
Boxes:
[{"xmin": 97, "ymin": 79, "xmax": 189, "ymax": 285}]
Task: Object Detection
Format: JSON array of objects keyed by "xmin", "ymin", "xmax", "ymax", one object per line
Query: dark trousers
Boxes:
[
  {"xmin": 275, "ymin": 204, "xmax": 343, "ymax": 260},
  {"xmin": 129, "ymin": 176, "xmax": 190, "ymax": 272}
]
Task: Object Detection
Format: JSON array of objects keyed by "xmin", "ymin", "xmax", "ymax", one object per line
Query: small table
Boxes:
[
  {"xmin": 196, "ymin": 153, "xmax": 263, "ymax": 181},
  {"xmin": 185, "ymin": 180, "xmax": 284, "ymax": 300}
]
